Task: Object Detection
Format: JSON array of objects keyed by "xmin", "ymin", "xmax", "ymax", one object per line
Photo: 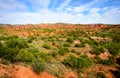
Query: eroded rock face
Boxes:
[{"xmin": 1, "ymin": 24, "xmax": 108, "ymax": 37}]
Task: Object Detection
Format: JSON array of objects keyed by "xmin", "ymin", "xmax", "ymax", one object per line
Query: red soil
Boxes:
[{"xmin": 0, "ymin": 64, "xmax": 55, "ymax": 78}]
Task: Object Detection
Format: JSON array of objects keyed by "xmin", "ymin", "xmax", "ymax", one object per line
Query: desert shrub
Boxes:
[
  {"xmin": 86, "ymin": 39, "xmax": 99, "ymax": 47},
  {"xmin": 27, "ymin": 36, "xmax": 36, "ymax": 43},
  {"xmin": 16, "ymin": 51, "xmax": 34, "ymax": 62},
  {"xmin": 0, "ymin": 59, "xmax": 11, "ymax": 65},
  {"xmin": 0, "ymin": 45, "xmax": 19, "ymax": 62},
  {"xmin": 87, "ymin": 71, "xmax": 106, "ymax": 78},
  {"xmin": 32, "ymin": 57, "xmax": 45, "ymax": 74},
  {"xmin": 111, "ymin": 69, "xmax": 120, "ymax": 78},
  {"xmin": 59, "ymin": 47, "xmax": 69, "ymax": 55},
  {"xmin": 42, "ymin": 43, "xmax": 50, "ymax": 49},
  {"xmin": 66, "ymin": 29, "xmax": 87, "ymax": 37},
  {"xmin": 6, "ymin": 38, "xmax": 28, "ymax": 49},
  {"xmin": 45, "ymin": 62, "xmax": 65, "ymax": 77},
  {"xmin": 0, "ymin": 36, "xmax": 5, "ymax": 40},
  {"xmin": 97, "ymin": 72, "xmax": 106, "ymax": 78},
  {"xmin": 90, "ymin": 46, "xmax": 104, "ymax": 55},
  {"xmin": 105, "ymin": 43, "xmax": 120, "ymax": 56},
  {"xmin": 5, "ymin": 35, "xmax": 18, "ymax": 40},
  {"xmin": 43, "ymin": 28, "xmax": 55, "ymax": 33},
  {"xmin": 27, "ymin": 46, "xmax": 39, "ymax": 53},
  {"xmin": 74, "ymin": 43, "xmax": 85, "ymax": 48},
  {"xmin": 63, "ymin": 55, "xmax": 94, "ymax": 69},
  {"xmin": 47, "ymin": 36, "xmax": 54, "ymax": 42},
  {"xmin": 66, "ymin": 37, "xmax": 73, "ymax": 43},
  {"xmin": 52, "ymin": 41, "xmax": 55, "ymax": 45},
  {"xmin": 111, "ymin": 31, "xmax": 120, "ymax": 43},
  {"xmin": 63, "ymin": 42, "xmax": 70, "ymax": 47},
  {"xmin": 50, "ymin": 49, "xmax": 58, "ymax": 57},
  {"xmin": 96, "ymin": 56, "xmax": 114, "ymax": 65},
  {"xmin": 94, "ymin": 31, "xmax": 109, "ymax": 37},
  {"xmin": 71, "ymin": 49, "xmax": 76, "ymax": 53},
  {"xmin": 116, "ymin": 58, "xmax": 120, "ymax": 65},
  {"xmin": 79, "ymin": 37, "xmax": 86, "ymax": 44},
  {"xmin": 77, "ymin": 55, "xmax": 94, "ymax": 68},
  {"xmin": 34, "ymin": 52, "xmax": 52, "ymax": 62}
]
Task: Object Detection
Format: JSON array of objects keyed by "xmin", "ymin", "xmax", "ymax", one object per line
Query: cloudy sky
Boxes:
[{"xmin": 0, "ymin": 0, "xmax": 120, "ymax": 24}]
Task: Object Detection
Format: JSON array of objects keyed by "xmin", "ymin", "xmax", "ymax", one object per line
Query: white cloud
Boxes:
[
  {"xmin": 1, "ymin": 6, "xmax": 119, "ymax": 24},
  {"xmin": 89, "ymin": 8, "xmax": 100, "ymax": 13},
  {"xmin": 0, "ymin": 0, "xmax": 28, "ymax": 13},
  {"xmin": 57, "ymin": 0, "xmax": 72, "ymax": 11},
  {"xmin": 26, "ymin": 0, "xmax": 50, "ymax": 10},
  {"xmin": 73, "ymin": 0, "xmax": 97, "ymax": 13},
  {"xmin": 66, "ymin": 7, "xmax": 73, "ymax": 12},
  {"xmin": 0, "ymin": 0, "xmax": 120, "ymax": 24}
]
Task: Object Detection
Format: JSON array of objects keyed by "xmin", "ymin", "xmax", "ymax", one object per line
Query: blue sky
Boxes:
[{"xmin": 0, "ymin": 0, "xmax": 120, "ymax": 24}]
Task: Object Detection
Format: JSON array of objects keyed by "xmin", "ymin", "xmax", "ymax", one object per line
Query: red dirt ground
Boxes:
[{"xmin": 0, "ymin": 64, "xmax": 56, "ymax": 78}]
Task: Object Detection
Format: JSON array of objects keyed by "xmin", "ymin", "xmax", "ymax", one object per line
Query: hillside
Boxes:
[{"xmin": 0, "ymin": 24, "xmax": 120, "ymax": 78}]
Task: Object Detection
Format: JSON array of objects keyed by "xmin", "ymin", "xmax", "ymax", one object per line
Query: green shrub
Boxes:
[
  {"xmin": 111, "ymin": 31, "xmax": 120, "ymax": 43},
  {"xmin": 50, "ymin": 49, "xmax": 58, "ymax": 57},
  {"xmin": 27, "ymin": 36, "xmax": 36, "ymax": 43},
  {"xmin": 0, "ymin": 36, "xmax": 5, "ymax": 40},
  {"xmin": 0, "ymin": 45, "xmax": 19, "ymax": 62},
  {"xmin": 45, "ymin": 62, "xmax": 65, "ymax": 77},
  {"xmin": 16, "ymin": 51, "xmax": 34, "ymax": 62},
  {"xmin": 34, "ymin": 52, "xmax": 52, "ymax": 62},
  {"xmin": 52, "ymin": 41, "xmax": 55, "ymax": 45},
  {"xmin": 111, "ymin": 69, "xmax": 120, "ymax": 78},
  {"xmin": 87, "ymin": 71, "xmax": 106, "ymax": 78},
  {"xmin": 74, "ymin": 44, "xmax": 85, "ymax": 48},
  {"xmin": 96, "ymin": 57, "xmax": 114, "ymax": 65},
  {"xmin": 42, "ymin": 44, "xmax": 50, "ymax": 49},
  {"xmin": 43, "ymin": 28, "xmax": 55, "ymax": 33},
  {"xmin": 63, "ymin": 42, "xmax": 70, "ymax": 47},
  {"xmin": 66, "ymin": 37, "xmax": 73, "ymax": 43},
  {"xmin": 63, "ymin": 55, "xmax": 94, "ymax": 69},
  {"xmin": 105, "ymin": 43, "xmax": 120, "ymax": 56},
  {"xmin": 97, "ymin": 72, "xmax": 106, "ymax": 78},
  {"xmin": 6, "ymin": 38, "xmax": 28, "ymax": 49},
  {"xmin": 71, "ymin": 49, "xmax": 76, "ymax": 53},
  {"xmin": 27, "ymin": 46, "xmax": 39, "ymax": 53},
  {"xmin": 5, "ymin": 35, "xmax": 18, "ymax": 40},
  {"xmin": 59, "ymin": 48, "xmax": 69, "ymax": 55},
  {"xmin": 32, "ymin": 57, "xmax": 45, "ymax": 74},
  {"xmin": 91, "ymin": 46, "xmax": 104, "ymax": 55}
]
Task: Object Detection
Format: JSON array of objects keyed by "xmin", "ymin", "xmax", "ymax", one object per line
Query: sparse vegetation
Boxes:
[
  {"xmin": 95, "ymin": 56, "xmax": 114, "ymax": 65},
  {"xmin": 59, "ymin": 47, "xmax": 69, "ymax": 55},
  {"xmin": 87, "ymin": 71, "xmax": 106, "ymax": 78},
  {"xmin": 0, "ymin": 24, "xmax": 120, "ymax": 78},
  {"xmin": 63, "ymin": 42, "xmax": 70, "ymax": 47},
  {"xmin": 74, "ymin": 43, "xmax": 85, "ymax": 48},
  {"xmin": 66, "ymin": 37, "xmax": 73, "ymax": 43},
  {"xmin": 16, "ymin": 50, "xmax": 34, "ymax": 62},
  {"xmin": 32, "ymin": 57, "xmax": 45, "ymax": 74},
  {"xmin": 63, "ymin": 55, "xmax": 94, "ymax": 69},
  {"xmin": 42, "ymin": 43, "xmax": 51, "ymax": 49}
]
